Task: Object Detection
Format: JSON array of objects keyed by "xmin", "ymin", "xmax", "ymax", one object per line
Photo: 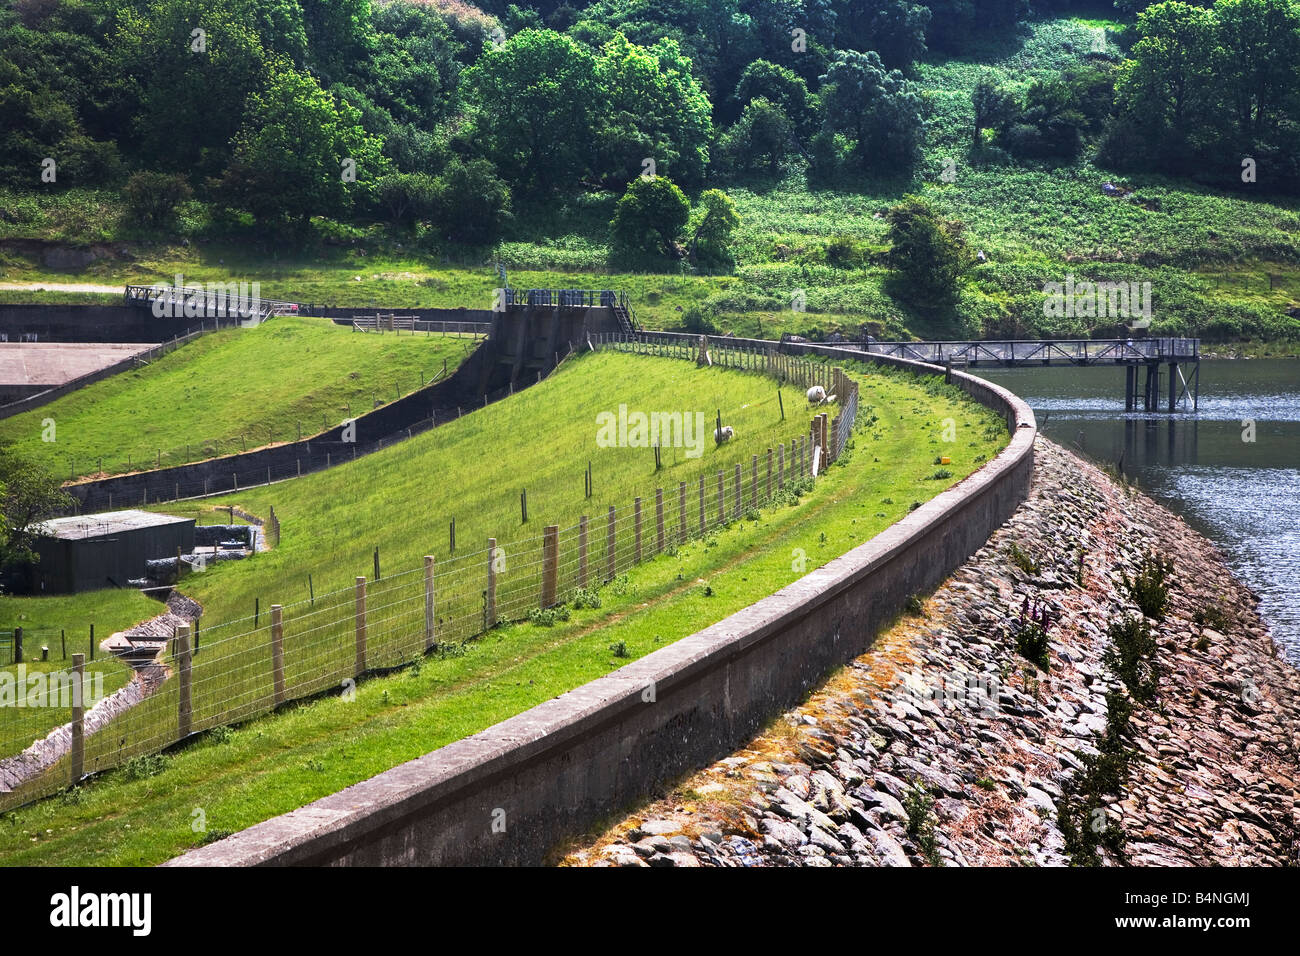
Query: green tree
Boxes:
[
  {"xmin": 431, "ymin": 158, "xmax": 512, "ymax": 244},
  {"xmin": 374, "ymin": 171, "xmax": 438, "ymax": 225},
  {"xmin": 884, "ymin": 195, "xmax": 973, "ymax": 309},
  {"xmin": 718, "ymin": 97, "xmax": 795, "ymax": 175},
  {"xmin": 0, "ymin": 444, "xmax": 74, "ymax": 575},
  {"xmin": 218, "ymin": 60, "xmax": 388, "ymax": 227},
  {"xmin": 591, "ymin": 33, "xmax": 713, "ymax": 188},
  {"xmin": 461, "ymin": 29, "xmax": 598, "ymax": 192},
  {"xmin": 734, "ymin": 59, "xmax": 813, "ymax": 137},
  {"xmin": 971, "ymin": 74, "xmax": 1018, "ymax": 147},
  {"xmin": 816, "ymin": 49, "xmax": 924, "ymax": 174},
  {"xmin": 1112, "ymin": 2, "xmax": 1217, "ymax": 157},
  {"xmin": 122, "ymin": 171, "xmax": 193, "ymax": 228},
  {"xmin": 688, "ymin": 188, "xmax": 740, "ymax": 264},
  {"xmin": 609, "ymin": 175, "xmax": 690, "ymax": 257}
]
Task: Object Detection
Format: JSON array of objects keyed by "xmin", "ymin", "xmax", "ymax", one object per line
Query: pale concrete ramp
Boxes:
[{"xmin": 0, "ymin": 342, "xmax": 156, "ymax": 386}]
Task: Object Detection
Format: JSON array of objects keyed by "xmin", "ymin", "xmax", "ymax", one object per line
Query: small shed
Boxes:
[{"xmin": 30, "ymin": 510, "xmax": 196, "ymax": 594}]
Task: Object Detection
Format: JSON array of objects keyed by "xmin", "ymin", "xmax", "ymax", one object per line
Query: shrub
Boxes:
[
  {"xmin": 1121, "ymin": 553, "xmax": 1174, "ymax": 619},
  {"xmin": 1009, "ymin": 596, "xmax": 1055, "ymax": 671},
  {"xmin": 609, "ymin": 640, "xmax": 629, "ymax": 658},
  {"xmin": 570, "ymin": 587, "xmax": 602, "ymax": 610},
  {"xmin": 1007, "ymin": 542, "xmax": 1040, "ymax": 575},
  {"xmin": 123, "ymin": 753, "xmax": 168, "ymax": 780},
  {"xmin": 903, "ymin": 782, "xmax": 942, "ymax": 866},
  {"xmin": 122, "ymin": 171, "xmax": 193, "ymax": 229},
  {"xmin": 1104, "ymin": 616, "xmax": 1159, "ymax": 704}
]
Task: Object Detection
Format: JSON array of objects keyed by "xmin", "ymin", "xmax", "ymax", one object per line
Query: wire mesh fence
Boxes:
[{"xmin": 0, "ymin": 333, "xmax": 861, "ymax": 812}]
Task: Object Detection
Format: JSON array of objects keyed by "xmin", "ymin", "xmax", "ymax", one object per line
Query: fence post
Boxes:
[
  {"xmin": 70, "ymin": 653, "xmax": 85, "ymax": 786},
  {"xmin": 542, "ymin": 526, "xmax": 559, "ymax": 608},
  {"xmin": 271, "ymin": 604, "xmax": 285, "ymax": 706},
  {"xmin": 820, "ymin": 412, "xmax": 830, "ymax": 464},
  {"xmin": 655, "ymin": 489, "xmax": 665, "ymax": 553},
  {"xmin": 424, "ymin": 555, "xmax": 436, "ymax": 651},
  {"xmin": 177, "ymin": 623, "xmax": 192, "ymax": 739},
  {"xmin": 355, "ymin": 577, "xmax": 368, "ymax": 676},
  {"xmin": 633, "ymin": 497, "xmax": 643, "ymax": 563},
  {"xmin": 606, "ymin": 508, "xmax": 616, "ymax": 580},
  {"xmin": 578, "ymin": 516, "xmax": 589, "ymax": 589},
  {"xmin": 778, "ymin": 443, "xmax": 785, "ymax": 489},
  {"xmin": 830, "ymin": 414, "xmax": 841, "ymax": 461},
  {"xmin": 767, "ymin": 448, "xmax": 773, "ymax": 500},
  {"xmin": 698, "ymin": 476, "xmax": 706, "ymax": 534},
  {"xmin": 486, "ymin": 541, "xmax": 497, "ymax": 628},
  {"xmin": 716, "ymin": 470, "xmax": 725, "ymax": 526},
  {"xmin": 733, "ymin": 463, "xmax": 742, "ymax": 519},
  {"xmin": 678, "ymin": 481, "xmax": 687, "ymax": 545}
]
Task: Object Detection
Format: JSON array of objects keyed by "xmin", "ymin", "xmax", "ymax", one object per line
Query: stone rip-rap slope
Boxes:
[{"xmin": 562, "ymin": 437, "xmax": 1300, "ymax": 867}]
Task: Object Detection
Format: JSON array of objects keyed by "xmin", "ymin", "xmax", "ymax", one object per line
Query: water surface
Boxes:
[{"xmin": 979, "ymin": 360, "xmax": 1300, "ymax": 662}]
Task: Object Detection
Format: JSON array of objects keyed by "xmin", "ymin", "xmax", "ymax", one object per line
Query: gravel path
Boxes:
[{"xmin": 563, "ymin": 437, "xmax": 1300, "ymax": 867}]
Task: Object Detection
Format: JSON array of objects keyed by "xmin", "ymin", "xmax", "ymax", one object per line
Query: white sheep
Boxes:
[
  {"xmin": 807, "ymin": 385, "xmax": 827, "ymax": 404},
  {"xmin": 714, "ymin": 425, "xmax": 735, "ymax": 444}
]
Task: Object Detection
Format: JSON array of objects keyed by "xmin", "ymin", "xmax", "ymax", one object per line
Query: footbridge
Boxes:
[{"xmin": 853, "ymin": 337, "xmax": 1200, "ymax": 411}]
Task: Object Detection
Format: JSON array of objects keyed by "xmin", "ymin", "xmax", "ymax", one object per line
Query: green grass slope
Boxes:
[{"xmin": 0, "ymin": 317, "xmax": 479, "ymax": 478}]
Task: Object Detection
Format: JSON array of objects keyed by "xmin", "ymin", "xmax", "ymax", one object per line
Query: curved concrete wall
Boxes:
[{"xmin": 167, "ymin": 342, "xmax": 1036, "ymax": 867}]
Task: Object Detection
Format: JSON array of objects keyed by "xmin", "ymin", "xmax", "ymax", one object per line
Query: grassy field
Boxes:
[
  {"xmin": 157, "ymin": 349, "xmax": 810, "ymax": 626},
  {"xmin": 0, "ymin": 353, "xmax": 1008, "ymax": 865},
  {"xmin": 0, "ymin": 316, "xmax": 479, "ymax": 478}
]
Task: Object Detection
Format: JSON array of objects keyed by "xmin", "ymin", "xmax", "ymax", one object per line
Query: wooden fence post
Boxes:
[
  {"xmin": 486, "ymin": 542, "xmax": 497, "ymax": 628},
  {"xmin": 634, "ymin": 497, "xmax": 643, "ymax": 563},
  {"xmin": 678, "ymin": 481, "xmax": 687, "ymax": 545},
  {"xmin": 70, "ymin": 653, "xmax": 85, "ymax": 786},
  {"xmin": 542, "ymin": 526, "xmax": 559, "ymax": 609},
  {"xmin": 655, "ymin": 488, "xmax": 665, "ymax": 553},
  {"xmin": 424, "ymin": 555, "xmax": 436, "ymax": 651},
  {"xmin": 177, "ymin": 623, "xmax": 192, "ymax": 739},
  {"xmin": 271, "ymin": 604, "xmax": 285, "ymax": 706},
  {"xmin": 607, "ymin": 508, "xmax": 616, "ymax": 580},
  {"xmin": 766, "ymin": 447, "xmax": 773, "ymax": 500},
  {"xmin": 733, "ymin": 463, "xmax": 742, "ymax": 519},
  {"xmin": 778, "ymin": 442, "xmax": 785, "ymax": 490},
  {"xmin": 354, "ymin": 577, "xmax": 368, "ymax": 675},
  {"xmin": 820, "ymin": 412, "xmax": 830, "ymax": 464},
  {"xmin": 578, "ymin": 516, "xmax": 589, "ymax": 589},
  {"xmin": 698, "ymin": 476, "xmax": 706, "ymax": 534}
]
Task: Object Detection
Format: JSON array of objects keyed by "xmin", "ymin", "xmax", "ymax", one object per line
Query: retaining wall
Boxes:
[{"xmin": 168, "ymin": 340, "xmax": 1036, "ymax": 868}]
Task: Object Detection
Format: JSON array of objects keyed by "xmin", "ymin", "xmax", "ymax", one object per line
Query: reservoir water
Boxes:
[{"xmin": 978, "ymin": 359, "xmax": 1300, "ymax": 663}]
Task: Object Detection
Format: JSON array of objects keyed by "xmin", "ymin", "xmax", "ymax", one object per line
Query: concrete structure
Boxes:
[
  {"xmin": 30, "ymin": 510, "xmax": 194, "ymax": 594},
  {"xmin": 169, "ymin": 340, "xmax": 1035, "ymax": 868},
  {"xmin": 0, "ymin": 342, "xmax": 156, "ymax": 404}
]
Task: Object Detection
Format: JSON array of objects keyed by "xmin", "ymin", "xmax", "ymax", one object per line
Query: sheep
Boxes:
[
  {"xmin": 714, "ymin": 424, "xmax": 735, "ymax": 444},
  {"xmin": 806, "ymin": 385, "xmax": 827, "ymax": 404}
]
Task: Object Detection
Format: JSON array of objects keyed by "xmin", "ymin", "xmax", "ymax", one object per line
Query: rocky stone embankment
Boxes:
[{"xmin": 564, "ymin": 437, "xmax": 1300, "ymax": 867}]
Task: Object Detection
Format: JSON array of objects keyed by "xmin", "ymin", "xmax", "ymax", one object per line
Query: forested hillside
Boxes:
[{"xmin": 3, "ymin": 0, "xmax": 1298, "ymax": 341}]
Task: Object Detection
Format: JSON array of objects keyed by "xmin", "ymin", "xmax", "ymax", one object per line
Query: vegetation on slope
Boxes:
[{"xmin": 0, "ymin": 317, "xmax": 478, "ymax": 478}]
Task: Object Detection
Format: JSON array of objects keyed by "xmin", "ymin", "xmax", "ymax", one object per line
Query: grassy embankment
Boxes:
[
  {"xmin": 0, "ymin": 350, "xmax": 1007, "ymax": 865},
  {"xmin": 0, "ymin": 316, "xmax": 480, "ymax": 479}
]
